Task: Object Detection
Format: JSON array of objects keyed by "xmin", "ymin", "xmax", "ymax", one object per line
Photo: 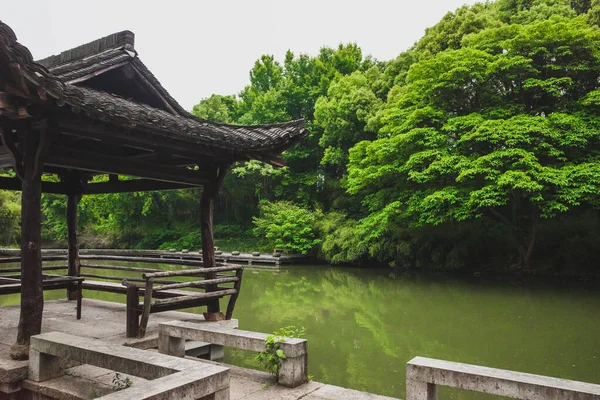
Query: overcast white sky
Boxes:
[{"xmin": 3, "ymin": 0, "xmax": 479, "ymax": 110}]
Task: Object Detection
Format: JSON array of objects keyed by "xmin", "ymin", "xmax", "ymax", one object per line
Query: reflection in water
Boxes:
[{"xmin": 1, "ymin": 263, "xmax": 599, "ymax": 399}]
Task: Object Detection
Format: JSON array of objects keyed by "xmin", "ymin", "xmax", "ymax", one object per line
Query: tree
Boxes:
[
  {"xmin": 191, "ymin": 94, "xmax": 239, "ymax": 123},
  {"xmin": 253, "ymin": 201, "xmax": 319, "ymax": 254},
  {"xmin": 590, "ymin": 0, "xmax": 600, "ymax": 25},
  {"xmin": 346, "ymin": 17, "xmax": 600, "ymax": 269},
  {"xmin": 315, "ymin": 68, "xmax": 384, "ymax": 176}
]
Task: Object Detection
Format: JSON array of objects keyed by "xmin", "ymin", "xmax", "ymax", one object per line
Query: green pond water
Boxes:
[{"xmin": 1, "ymin": 262, "xmax": 599, "ymax": 399}]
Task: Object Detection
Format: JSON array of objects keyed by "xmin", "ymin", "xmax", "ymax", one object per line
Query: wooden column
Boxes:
[
  {"xmin": 200, "ymin": 165, "xmax": 229, "ymax": 320},
  {"xmin": 10, "ymin": 121, "xmax": 47, "ymax": 360},
  {"xmin": 200, "ymin": 182, "xmax": 219, "ymax": 316},
  {"xmin": 65, "ymin": 174, "xmax": 81, "ymax": 300}
]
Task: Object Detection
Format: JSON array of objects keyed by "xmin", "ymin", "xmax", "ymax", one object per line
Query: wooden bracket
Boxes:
[
  {"xmin": 31, "ymin": 119, "xmax": 50, "ymax": 179},
  {"xmin": 215, "ymin": 164, "xmax": 231, "ymax": 191},
  {"xmin": 61, "ymin": 171, "xmax": 84, "ymax": 197},
  {"xmin": 0, "ymin": 120, "xmax": 24, "ymax": 179}
]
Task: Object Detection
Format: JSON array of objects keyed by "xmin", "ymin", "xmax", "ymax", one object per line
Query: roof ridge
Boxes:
[{"xmin": 37, "ymin": 30, "xmax": 135, "ymax": 69}]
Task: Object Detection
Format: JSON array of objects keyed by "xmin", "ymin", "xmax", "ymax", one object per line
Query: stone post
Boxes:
[
  {"xmin": 158, "ymin": 334, "xmax": 186, "ymax": 358},
  {"xmin": 28, "ymin": 348, "xmax": 64, "ymax": 382},
  {"xmin": 406, "ymin": 379, "xmax": 438, "ymax": 400}
]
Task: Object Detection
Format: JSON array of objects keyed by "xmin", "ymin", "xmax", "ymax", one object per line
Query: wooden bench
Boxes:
[
  {"xmin": 406, "ymin": 357, "xmax": 600, "ymax": 400},
  {"xmin": 158, "ymin": 320, "xmax": 308, "ymax": 388},
  {"xmin": 28, "ymin": 331, "xmax": 229, "ymax": 399},
  {"xmin": 0, "ymin": 274, "xmax": 83, "ymax": 319}
]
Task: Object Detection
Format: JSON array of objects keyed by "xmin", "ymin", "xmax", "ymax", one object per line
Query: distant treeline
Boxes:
[{"xmin": 3, "ymin": 0, "xmax": 600, "ymax": 276}]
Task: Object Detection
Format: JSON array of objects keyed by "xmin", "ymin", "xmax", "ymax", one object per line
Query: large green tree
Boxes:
[{"xmin": 346, "ymin": 16, "xmax": 600, "ymax": 268}]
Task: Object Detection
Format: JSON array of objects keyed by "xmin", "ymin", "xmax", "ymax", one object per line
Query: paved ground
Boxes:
[{"xmin": 0, "ymin": 299, "xmax": 398, "ymax": 400}]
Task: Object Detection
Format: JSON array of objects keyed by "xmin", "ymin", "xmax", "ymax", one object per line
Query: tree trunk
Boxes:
[
  {"xmin": 523, "ymin": 209, "xmax": 536, "ymax": 269},
  {"xmin": 515, "ymin": 208, "xmax": 536, "ymax": 271},
  {"xmin": 488, "ymin": 200, "xmax": 537, "ymax": 271},
  {"xmin": 11, "ymin": 126, "xmax": 46, "ymax": 360}
]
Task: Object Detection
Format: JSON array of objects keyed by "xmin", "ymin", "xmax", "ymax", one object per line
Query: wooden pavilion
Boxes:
[{"xmin": 0, "ymin": 22, "xmax": 307, "ymax": 359}]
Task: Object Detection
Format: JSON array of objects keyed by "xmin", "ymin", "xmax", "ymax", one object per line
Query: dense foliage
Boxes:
[
  {"xmin": 2, "ymin": 0, "xmax": 600, "ymax": 275},
  {"xmin": 253, "ymin": 201, "xmax": 319, "ymax": 255}
]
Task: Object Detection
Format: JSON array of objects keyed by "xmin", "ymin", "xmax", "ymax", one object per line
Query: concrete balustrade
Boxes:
[
  {"xmin": 28, "ymin": 331, "xmax": 230, "ymax": 399},
  {"xmin": 159, "ymin": 320, "xmax": 308, "ymax": 388},
  {"xmin": 406, "ymin": 356, "xmax": 600, "ymax": 400}
]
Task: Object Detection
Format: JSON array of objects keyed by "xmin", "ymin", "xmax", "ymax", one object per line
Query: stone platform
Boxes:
[{"xmin": 0, "ymin": 299, "xmax": 398, "ymax": 400}]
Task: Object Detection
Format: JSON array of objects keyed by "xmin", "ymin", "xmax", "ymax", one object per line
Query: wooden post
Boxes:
[
  {"xmin": 225, "ymin": 267, "xmax": 243, "ymax": 320},
  {"xmin": 65, "ymin": 174, "xmax": 81, "ymax": 300},
  {"xmin": 200, "ymin": 183, "xmax": 220, "ymax": 316},
  {"xmin": 10, "ymin": 121, "xmax": 47, "ymax": 360},
  {"xmin": 200, "ymin": 164, "xmax": 229, "ymax": 320},
  {"xmin": 126, "ymin": 285, "xmax": 140, "ymax": 338},
  {"xmin": 138, "ymin": 277, "xmax": 154, "ymax": 338}
]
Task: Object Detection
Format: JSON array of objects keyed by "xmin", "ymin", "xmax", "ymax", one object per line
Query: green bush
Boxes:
[
  {"xmin": 313, "ymin": 210, "xmax": 366, "ymax": 265},
  {"xmin": 135, "ymin": 224, "xmax": 262, "ymax": 251},
  {"xmin": 253, "ymin": 201, "xmax": 319, "ymax": 255},
  {"xmin": 213, "ymin": 224, "xmax": 252, "ymax": 238},
  {"xmin": 0, "ymin": 190, "xmax": 20, "ymax": 246}
]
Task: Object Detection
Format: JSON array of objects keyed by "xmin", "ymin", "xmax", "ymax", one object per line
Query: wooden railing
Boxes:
[
  {"xmin": 126, "ymin": 264, "xmax": 243, "ymax": 338},
  {"xmin": 406, "ymin": 357, "xmax": 600, "ymax": 400},
  {"xmin": 0, "ymin": 255, "xmax": 244, "ymax": 338}
]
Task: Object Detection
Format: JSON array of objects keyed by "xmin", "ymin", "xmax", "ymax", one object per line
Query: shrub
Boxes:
[{"xmin": 253, "ymin": 201, "xmax": 319, "ymax": 254}]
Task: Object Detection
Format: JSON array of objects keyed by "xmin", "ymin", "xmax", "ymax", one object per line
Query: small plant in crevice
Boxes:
[
  {"xmin": 89, "ymin": 387, "xmax": 99, "ymax": 399},
  {"xmin": 255, "ymin": 326, "xmax": 305, "ymax": 379},
  {"xmin": 112, "ymin": 372, "xmax": 133, "ymax": 391}
]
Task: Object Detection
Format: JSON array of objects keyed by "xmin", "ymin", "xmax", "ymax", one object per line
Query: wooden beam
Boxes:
[
  {"xmin": 0, "ymin": 177, "xmax": 67, "ymax": 194},
  {"xmin": 126, "ymin": 151, "xmax": 198, "ymax": 167},
  {"xmin": 0, "ymin": 153, "xmax": 14, "ymax": 169},
  {"xmin": 130, "ymin": 63, "xmax": 178, "ymax": 115},
  {"xmin": 58, "ymin": 117, "xmax": 237, "ymax": 164},
  {"xmin": 82, "ymin": 179, "xmax": 198, "ymax": 194},
  {"xmin": 65, "ymin": 61, "xmax": 129, "ymax": 85},
  {"xmin": 45, "ymin": 145, "xmax": 211, "ymax": 186}
]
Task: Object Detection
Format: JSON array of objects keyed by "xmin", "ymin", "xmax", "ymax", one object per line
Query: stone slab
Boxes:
[
  {"xmin": 0, "ymin": 344, "xmax": 28, "ymax": 384},
  {"xmin": 28, "ymin": 331, "xmax": 230, "ymax": 400},
  {"xmin": 23, "ymin": 374, "xmax": 114, "ymax": 400},
  {"xmin": 30, "ymin": 331, "xmax": 226, "ymax": 380},
  {"xmin": 188, "ymin": 356, "xmax": 276, "ymax": 385},
  {"xmin": 160, "ymin": 320, "xmax": 308, "ymax": 387},
  {"xmin": 230, "ymin": 376, "xmax": 271, "ymax": 399},
  {"xmin": 239, "ymin": 381, "xmax": 324, "ymax": 400},
  {"xmin": 160, "ymin": 320, "xmax": 305, "ymax": 357},
  {"xmin": 407, "ymin": 356, "xmax": 600, "ymax": 400},
  {"xmin": 64, "ymin": 364, "xmax": 115, "ymax": 380},
  {"xmin": 306, "ymin": 384, "xmax": 399, "ymax": 400}
]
